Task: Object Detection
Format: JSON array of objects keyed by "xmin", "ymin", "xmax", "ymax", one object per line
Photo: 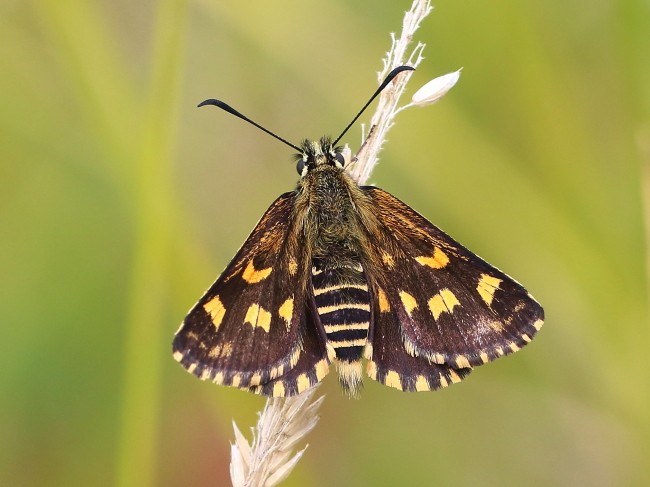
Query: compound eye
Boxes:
[
  {"xmin": 296, "ymin": 158, "xmax": 307, "ymax": 176},
  {"xmin": 334, "ymin": 152, "xmax": 345, "ymax": 168}
]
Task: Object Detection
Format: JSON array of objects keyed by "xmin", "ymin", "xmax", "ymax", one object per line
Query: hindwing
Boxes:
[
  {"xmin": 360, "ymin": 187, "xmax": 544, "ymax": 381},
  {"xmin": 366, "ymin": 295, "xmax": 473, "ymax": 391},
  {"xmin": 248, "ymin": 301, "xmax": 331, "ymax": 396},
  {"xmin": 173, "ymin": 192, "xmax": 329, "ymax": 394}
]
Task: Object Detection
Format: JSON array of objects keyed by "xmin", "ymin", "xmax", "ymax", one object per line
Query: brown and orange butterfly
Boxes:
[{"xmin": 173, "ymin": 66, "xmax": 544, "ymax": 397}]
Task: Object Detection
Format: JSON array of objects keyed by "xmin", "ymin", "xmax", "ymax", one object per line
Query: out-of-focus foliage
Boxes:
[{"xmin": 1, "ymin": 1, "xmax": 648, "ymax": 486}]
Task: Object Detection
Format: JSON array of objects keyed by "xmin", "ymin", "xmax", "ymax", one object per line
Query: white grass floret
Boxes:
[{"xmin": 410, "ymin": 69, "xmax": 462, "ymax": 107}]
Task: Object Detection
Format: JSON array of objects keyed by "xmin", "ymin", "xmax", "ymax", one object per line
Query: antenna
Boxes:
[
  {"xmin": 198, "ymin": 65, "xmax": 414, "ymax": 152},
  {"xmin": 197, "ymin": 99, "xmax": 302, "ymax": 152},
  {"xmin": 332, "ymin": 65, "xmax": 415, "ymax": 146}
]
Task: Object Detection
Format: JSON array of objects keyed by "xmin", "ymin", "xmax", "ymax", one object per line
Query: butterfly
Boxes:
[{"xmin": 173, "ymin": 66, "xmax": 544, "ymax": 397}]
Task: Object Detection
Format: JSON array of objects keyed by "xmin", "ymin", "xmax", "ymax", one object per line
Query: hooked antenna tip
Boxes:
[{"xmin": 198, "ymin": 99, "xmax": 216, "ymax": 108}]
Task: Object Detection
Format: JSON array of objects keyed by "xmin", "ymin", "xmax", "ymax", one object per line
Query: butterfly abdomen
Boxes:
[{"xmin": 312, "ymin": 261, "xmax": 370, "ymax": 394}]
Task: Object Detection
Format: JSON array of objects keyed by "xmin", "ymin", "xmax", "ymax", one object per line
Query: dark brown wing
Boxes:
[
  {"xmin": 366, "ymin": 295, "xmax": 472, "ymax": 391},
  {"xmin": 247, "ymin": 303, "xmax": 331, "ymax": 396},
  {"xmin": 173, "ymin": 192, "xmax": 330, "ymax": 396},
  {"xmin": 359, "ymin": 187, "xmax": 544, "ymax": 379}
]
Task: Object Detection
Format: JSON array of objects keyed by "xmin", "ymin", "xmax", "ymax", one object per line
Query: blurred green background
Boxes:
[{"xmin": 2, "ymin": 0, "xmax": 648, "ymax": 486}]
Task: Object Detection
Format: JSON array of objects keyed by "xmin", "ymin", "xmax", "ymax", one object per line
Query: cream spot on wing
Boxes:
[
  {"xmin": 208, "ymin": 342, "xmax": 233, "ymax": 358},
  {"xmin": 439, "ymin": 373, "xmax": 449, "ymax": 388},
  {"xmin": 404, "ymin": 338, "xmax": 417, "ymax": 357},
  {"xmin": 250, "ymin": 372, "xmax": 262, "ymax": 386},
  {"xmin": 230, "ymin": 374, "xmax": 242, "ymax": 388},
  {"xmin": 172, "ymin": 351, "xmax": 183, "ymax": 362},
  {"xmin": 208, "ymin": 345, "xmax": 220, "ymax": 358},
  {"xmin": 415, "ymin": 246, "xmax": 449, "ymax": 269},
  {"xmin": 270, "ymin": 364, "xmax": 285, "ymax": 379},
  {"xmin": 415, "ymin": 375, "xmax": 429, "ymax": 391},
  {"xmin": 289, "ymin": 348, "xmax": 301, "ymax": 367},
  {"xmin": 384, "ymin": 370, "xmax": 403, "ymax": 390},
  {"xmin": 428, "ymin": 288, "xmax": 461, "ymax": 320},
  {"xmin": 242, "ymin": 260, "xmax": 272, "ymax": 284},
  {"xmin": 244, "ymin": 303, "xmax": 272, "ymax": 332},
  {"xmin": 533, "ymin": 319, "xmax": 544, "ymax": 331},
  {"xmin": 448, "ymin": 370, "xmax": 462, "ymax": 383},
  {"xmin": 489, "ymin": 320, "xmax": 505, "ymax": 332},
  {"xmin": 288, "ymin": 258, "xmax": 298, "ymax": 276},
  {"xmin": 477, "ymin": 274, "xmax": 502, "ymax": 306},
  {"xmin": 366, "ymin": 361, "xmax": 378, "ymax": 380},
  {"xmin": 479, "ymin": 351, "xmax": 489, "ymax": 363},
  {"xmin": 382, "ymin": 252, "xmax": 395, "ymax": 268},
  {"xmin": 455, "ymin": 354, "xmax": 471, "ymax": 368},
  {"xmin": 272, "ymin": 381, "xmax": 286, "ymax": 397},
  {"xmin": 399, "ymin": 290, "xmax": 418, "ymax": 316},
  {"xmin": 297, "ymin": 373, "xmax": 311, "ymax": 393},
  {"xmin": 315, "ymin": 359, "xmax": 329, "ymax": 380},
  {"xmin": 203, "ymin": 295, "xmax": 226, "ymax": 330},
  {"xmin": 278, "ymin": 297, "xmax": 294, "ymax": 328},
  {"xmin": 427, "ymin": 352, "xmax": 445, "ymax": 364},
  {"xmin": 378, "ymin": 288, "xmax": 390, "ymax": 313}
]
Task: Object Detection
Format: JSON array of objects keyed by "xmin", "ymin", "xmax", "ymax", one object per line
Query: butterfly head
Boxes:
[{"xmin": 295, "ymin": 137, "xmax": 345, "ymax": 177}]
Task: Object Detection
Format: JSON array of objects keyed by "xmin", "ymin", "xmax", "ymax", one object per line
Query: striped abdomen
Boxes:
[{"xmin": 312, "ymin": 262, "xmax": 370, "ymax": 373}]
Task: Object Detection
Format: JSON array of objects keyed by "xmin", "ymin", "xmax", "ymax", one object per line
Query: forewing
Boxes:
[
  {"xmin": 173, "ymin": 192, "xmax": 329, "ymax": 393},
  {"xmin": 361, "ymin": 187, "xmax": 544, "ymax": 369}
]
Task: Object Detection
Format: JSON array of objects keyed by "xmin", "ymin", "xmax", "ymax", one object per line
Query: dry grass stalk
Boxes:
[
  {"xmin": 230, "ymin": 387, "xmax": 325, "ymax": 487},
  {"xmin": 349, "ymin": 0, "xmax": 433, "ymax": 185},
  {"xmin": 229, "ymin": 1, "xmax": 433, "ymax": 486}
]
